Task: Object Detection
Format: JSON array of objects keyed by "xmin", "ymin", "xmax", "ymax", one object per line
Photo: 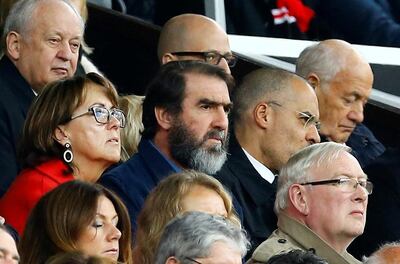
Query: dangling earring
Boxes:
[{"xmin": 63, "ymin": 143, "xmax": 73, "ymax": 163}]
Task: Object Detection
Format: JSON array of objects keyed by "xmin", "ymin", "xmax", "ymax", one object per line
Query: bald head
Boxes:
[
  {"xmin": 296, "ymin": 39, "xmax": 370, "ymax": 83},
  {"xmin": 365, "ymin": 243, "xmax": 400, "ymax": 264},
  {"xmin": 296, "ymin": 39, "xmax": 373, "ymax": 143},
  {"xmin": 158, "ymin": 14, "xmax": 232, "ymax": 73}
]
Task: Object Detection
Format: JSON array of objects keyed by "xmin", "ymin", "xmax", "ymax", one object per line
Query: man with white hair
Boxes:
[{"xmin": 249, "ymin": 142, "xmax": 371, "ymax": 264}]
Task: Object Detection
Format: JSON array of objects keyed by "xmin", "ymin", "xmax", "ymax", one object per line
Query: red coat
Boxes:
[{"xmin": 0, "ymin": 159, "xmax": 74, "ymax": 235}]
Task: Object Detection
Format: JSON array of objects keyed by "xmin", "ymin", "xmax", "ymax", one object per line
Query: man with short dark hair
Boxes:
[
  {"xmin": 100, "ymin": 61, "xmax": 233, "ymax": 230},
  {"xmin": 249, "ymin": 142, "xmax": 370, "ymax": 264},
  {"xmin": 0, "ymin": 0, "xmax": 84, "ymax": 197},
  {"xmin": 216, "ymin": 68, "xmax": 320, "ymax": 254}
]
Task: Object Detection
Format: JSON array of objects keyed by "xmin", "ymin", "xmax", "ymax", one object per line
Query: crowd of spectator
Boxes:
[{"xmin": 0, "ymin": 0, "xmax": 399, "ymax": 263}]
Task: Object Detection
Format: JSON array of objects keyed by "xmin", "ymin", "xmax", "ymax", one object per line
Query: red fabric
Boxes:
[
  {"xmin": 276, "ymin": 0, "xmax": 315, "ymax": 32},
  {"xmin": 0, "ymin": 159, "xmax": 73, "ymax": 235}
]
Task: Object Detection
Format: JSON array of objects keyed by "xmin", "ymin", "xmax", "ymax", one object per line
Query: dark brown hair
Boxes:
[
  {"xmin": 18, "ymin": 72, "xmax": 119, "ymax": 169},
  {"xmin": 19, "ymin": 180, "xmax": 132, "ymax": 264}
]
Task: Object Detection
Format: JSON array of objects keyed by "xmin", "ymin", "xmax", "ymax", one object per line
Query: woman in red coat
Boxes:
[{"xmin": 0, "ymin": 72, "xmax": 126, "ymax": 235}]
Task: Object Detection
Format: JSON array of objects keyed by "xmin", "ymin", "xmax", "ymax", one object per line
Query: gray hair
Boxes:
[
  {"xmin": 2, "ymin": 0, "xmax": 84, "ymax": 49},
  {"xmin": 232, "ymin": 67, "xmax": 303, "ymax": 125},
  {"xmin": 154, "ymin": 211, "xmax": 249, "ymax": 264},
  {"xmin": 363, "ymin": 242, "xmax": 400, "ymax": 264},
  {"xmin": 275, "ymin": 142, "xmax": 351, "ymax": 214},
  {"xmin": 295, "ymin": 42, "xmax": 347, "ymax": 86}
]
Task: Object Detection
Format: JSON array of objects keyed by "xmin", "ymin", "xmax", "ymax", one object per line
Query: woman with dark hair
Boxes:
[
  {"xmin": 0, "ymin": 73, "xmax": 125, "ymax": 235},
  {"xmin": 19, "ymin": 180, "xmax": 132, "ymax": 264}
]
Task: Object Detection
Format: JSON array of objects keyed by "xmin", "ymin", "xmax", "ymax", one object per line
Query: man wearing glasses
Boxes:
[
  {"xmin": 216, "ymin": 68, "xmax": 320, "ymax": 256},
  {"xmin": 249, "ymin": 142, "xmax": 370, "ymax": 264},
  {"xmin": 157, "ymin": 14, "xmax": 235, "ymax": 74}
]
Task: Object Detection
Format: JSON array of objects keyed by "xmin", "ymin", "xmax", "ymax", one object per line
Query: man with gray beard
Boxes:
[{"xmin": 99, "ymin": 60, "xmax": 233, "ymax": 232}]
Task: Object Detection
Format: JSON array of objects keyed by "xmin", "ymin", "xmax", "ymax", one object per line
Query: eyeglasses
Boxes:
[
  {"xmin": 171, "ymin": 51, "xmax": 238, "ymax": 67},
  {"xmin": 185, "ymin": 257, "xmax": 202, "ymax": 264},
  {"xmin": 71, "ymin": 106, "xmax": 126, "ymax": 128},
  {"xmin": 301, "ymin": 177, "xmax": 373, "ymax": 195},
  {"xmin": 267, "ymin": 101, "xmax": 321, "ymax": 131}
]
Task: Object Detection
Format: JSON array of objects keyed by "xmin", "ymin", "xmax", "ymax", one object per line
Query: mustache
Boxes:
[{"xmin": 204, "ymin": 129, "xmax": 226, "ymax": 142}]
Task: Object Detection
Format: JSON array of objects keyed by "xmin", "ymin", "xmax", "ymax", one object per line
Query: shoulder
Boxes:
[{"xmin": 251, "ymin": 229, "xmax": 303, "ymax": 263}]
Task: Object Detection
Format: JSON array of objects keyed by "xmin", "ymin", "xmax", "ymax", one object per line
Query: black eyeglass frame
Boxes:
[
  {"xmin": 170, "ymin": 51, "xmax": 238, "ymax": 67},
  {"xmin": 70, "ymin": 106, "xmax": 126, "ymax": 128},
  {"xmin": 300, "ymin": 178, "xmax": 373, "ymax": 195}
]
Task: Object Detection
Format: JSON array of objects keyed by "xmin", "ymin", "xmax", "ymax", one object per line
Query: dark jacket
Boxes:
[
  {"xmin": 0, "ymin": 56, "xmax": 35, "ymax": 197},
  {"xmin": 215, "ymin": 134, "xmax": 277, "ymax": 256},
  {"xmin": 99, "ymin": 139, "xmax": 180, "ymax": 231}
]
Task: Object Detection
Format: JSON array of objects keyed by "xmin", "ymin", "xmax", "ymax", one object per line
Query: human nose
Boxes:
[
  {"xmin": 107, "ymin": 114, "xmax": 121, "ymax": 130},
  {"xmin": 306, "ymin": 125, "xmax": 321, "ymax": 144},
  {"xmin": 56, "ymin": 41, "xmax": 75, "ymax": 61},
  {"xmin": 107, "ymin": 224, "xmax": 122, "ymax": 241},
  {"xmin": 348, "ymin": 102, "xmax": 364, "ymax": 124},
  {"xmin": 212, "ymin": 106, "xmax": 229, "ymax": 131},
  {"xmin": 218, "ymin": 57, "xmax": 231, "ymax": 74},
  {"xmin": 353, "ymin": 181, "xmax": 368, "ymax": 202}
]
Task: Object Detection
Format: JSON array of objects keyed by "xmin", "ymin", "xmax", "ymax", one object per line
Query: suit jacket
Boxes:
[
  {"xmin": 0, "ymin": 159, "xmax": 73, "ymax": 235},
  {"xmin": 0, "ymin": 56, "xmax": 35, "ymax": 197},
  {"xmin": 346, "ymin": 123, "xmax": 385, "ymax": 168},
  {"xmin": 215, "ymin": 134, "xmax": 277, "ymax": 255},
  {"xmin": 99, "ymin": 139, "xmax": 180, "ymax": 231},
  {"xmin": 249, "ymin": 214, "xmax": 361, "ymax": 264},
  {"xmin": 348, "ymin": 148, "xmax": 400, "ymax": 259}
]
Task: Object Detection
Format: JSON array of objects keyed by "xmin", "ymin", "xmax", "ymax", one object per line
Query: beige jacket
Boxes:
[{"xmin": 248, "ymin": 214, "xmax": 361, "ymax": 264}]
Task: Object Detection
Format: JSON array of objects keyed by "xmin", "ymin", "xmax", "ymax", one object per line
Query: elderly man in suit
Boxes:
[
  {"xmin": 249, "ymin": 142, "xmax": 371, "ymax": 264},
  {"xmin": 0, "ymin": 0, "xmax": 84, "ymax": 197}
]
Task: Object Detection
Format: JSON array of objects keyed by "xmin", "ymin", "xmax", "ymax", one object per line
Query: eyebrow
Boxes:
[
  {"xmin": 198, "ymin": 98, "xmax": 233, "ymax": 109},
  {"xmin": 96, "ymin": 213, "xmax": 119, "ymax": 220},
  {"xmin": 332, "ymin": 173, "xmax": 368, "ymax": 180}
]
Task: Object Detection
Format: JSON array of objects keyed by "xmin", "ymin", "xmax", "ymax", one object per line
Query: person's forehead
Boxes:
[
  {"xmin": 311, "ymin": 152, "xmax": 365, "ymax": 180},
  {"xmin": 184, "ymin": 73, "xmax": 229, "ymax": 97},
  {"xmin": 31, "ymin": 0, "xmax": 83, "ymax": 33}
]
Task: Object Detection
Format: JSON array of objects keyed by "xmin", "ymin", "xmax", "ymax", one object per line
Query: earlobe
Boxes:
[
  {"xmin": 289, "ymin": 184, "xmax": 309, "ymax": 215},
  {"xmin": 254, "ymin": 103, "xmax": 269, "ymax": 129},
  {"xmin": 162, "ymin": 53, "xmax": 176, "ymax": 65},
  {"xmin": 6, "ymin": 31, "xmax": 21, "ymax": 60},
  {"xmin": 53, "ymin": 126, "xmax": 69, "ymax": 145},
  {"xmin": 155, "ymin": 106, "xmax": 173, "ymax": 130}
]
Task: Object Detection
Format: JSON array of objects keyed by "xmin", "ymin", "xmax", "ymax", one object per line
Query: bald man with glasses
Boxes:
[
  {"xmin": 249, "ymin": 142, "xmax": 370, "ymax": 264},
  {"xmin": 215, "ymin": 68, "xmax": 320, "ymax": 256},
  {"xmin": 157, "ymin": 14, "xmax": 235, "ymax": 74}
]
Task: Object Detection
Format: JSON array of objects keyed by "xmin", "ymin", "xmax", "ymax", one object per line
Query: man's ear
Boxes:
[
  {"xmin": 53, "ymin": 126, "xmax": 69, "ymax": 146},
  {"xmin": 165, "ymin": 257, "xmax": 179, "ymax": 264},
  {"xmin": 155, "ymin": 106, "xmax": 173, "ymax": 130},
  {"xmin": 254, "ymin": 102, "xmax": 270, "ymax": 129},
  {"xmin": 288, "ymin": 184, "xmax": 310, "ymax": 215},
  {"xmin": 161, "ymin": 53, "xmax": 177, "ymax": 65},
  {"xmin": 6, "ymin": 31, "xmax": 22, "ymax": 60},
  {"xmin": 306, "ymin": 73, "xmax": 320, "ymax": 91}
]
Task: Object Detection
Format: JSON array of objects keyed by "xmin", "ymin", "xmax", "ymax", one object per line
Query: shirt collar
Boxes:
[{"xmin": 242, "ymin": 147, "xmax": 276, "ymax": 184}]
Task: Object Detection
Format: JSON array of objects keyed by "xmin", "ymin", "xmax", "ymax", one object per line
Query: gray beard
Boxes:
[{"xmin": 168, "ymin": 121, "xmax": 229, "ymax": 175}]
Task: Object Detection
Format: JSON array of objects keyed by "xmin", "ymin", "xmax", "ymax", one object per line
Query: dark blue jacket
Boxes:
[
  {"xmin": 0, "ymin": 56, "xmax": 35, "ymax": 197},
  {"xmin": 99, "ymin": 139, "xmax": 180, "ymax": 231}
]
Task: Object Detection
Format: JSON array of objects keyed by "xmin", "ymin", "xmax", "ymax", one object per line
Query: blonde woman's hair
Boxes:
[
  {"xmin": 118, "ymin": 95, "xmax": 144, "ymax": 161},
  {"xmin": 133, "ymin": 170, "xmax": 241, "ymax": 264}
]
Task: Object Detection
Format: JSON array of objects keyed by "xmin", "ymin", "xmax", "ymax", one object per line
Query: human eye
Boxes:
[
  {"xmin": 48, "ymin": 37, "xmax": 61, "ymax": 46},
  {"xmin": 200, "ymin": 103, "xmax": 212, "ymax": 110},
  {"xmin": 92, "ymin": 219, "xmax": 104, "ymax": 228},
  {"xmin": 70, "ymin": 40, "xmax": 81, "ymax": 53},
  {"xmin": 224, "ymin": 105, "xmax": 232, "ymax": 114},
  {"xmin": 205, "ymin": 52, "xmax": 218, "ymax": 63},
  {"xmin": 342, "ymin": 96, "xmax": 356, "ymax": 106}
]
